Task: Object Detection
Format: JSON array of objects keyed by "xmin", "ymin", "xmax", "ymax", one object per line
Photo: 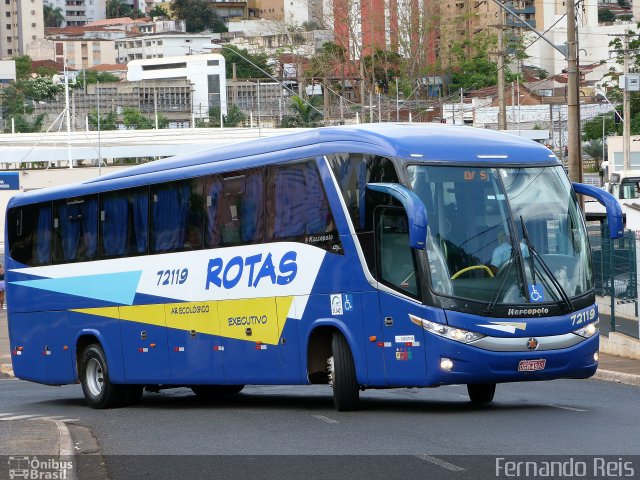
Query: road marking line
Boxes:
[
  {"xmin": 0, "ymin": 412, "xmax": 16, "ymax": 417},
  {"xmin": 545, "ymin": 404, "xmax": 587, "ymax": 412},
  {"xmin": 0, "ymin": 414, "xmax": 36, "ymax": 420},
  {"xmin": 415, "ymin": 455, "xmax": 466, "ymax": 472},
  {"xmin": 58, "ymin": 418, "xmax": 80, "ymax": 423},
  {"xmin": 312, "ymin": 414, "xmax": 339, "ymax": 424}
]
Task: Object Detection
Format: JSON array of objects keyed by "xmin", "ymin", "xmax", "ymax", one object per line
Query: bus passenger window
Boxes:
[
  {"xmin": 267, "ymin": 160, "xmax": 340, "ymax": 252},
  {"xmin": 101, "ymin": 187, "xmax": 149, "ymax": 258},
  {"xmin": 151, "ymin": 181, "xmax": 192, "ymax": 253},
  {"xmin": 53, "ymin": 197, "xmax": 98, "ymax": 263},
  {"xmin": 8, "ymin": 203, "xmax": 52, "ymax": 266},
  {"xmin": 217, "ymin": 169, "xmax": 265, "ymax": 246}
]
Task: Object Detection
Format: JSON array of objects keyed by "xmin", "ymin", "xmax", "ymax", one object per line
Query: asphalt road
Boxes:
[{"xmin": 0, "ymin": 376, "xmax": 639, "ymax": 480}]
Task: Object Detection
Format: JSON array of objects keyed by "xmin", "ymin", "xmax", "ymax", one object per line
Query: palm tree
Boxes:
[
  {"xmin": 43, "ymin": 2, "xmax": 64, "ymax": 27},
  {"xmin": 280, "ymin": 95, "xmax": 323, "ymax": 128}
]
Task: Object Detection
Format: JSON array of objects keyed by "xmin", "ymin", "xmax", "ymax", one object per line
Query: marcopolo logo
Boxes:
[
  {"xmin": 507, "ymin": 307, "xmax": 549, "ymax": 316},
  {"xmin": 206, "ymin": 251, "xmax": 298, "ymax": 290}
]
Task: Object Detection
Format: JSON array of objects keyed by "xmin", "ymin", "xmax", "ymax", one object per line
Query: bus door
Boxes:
[
  {"xmin": 375, "ymin": 207, "xmax": 428, "ymax": 386},
  {"xmin": 219, "ymin": 297, "xmax": 284, "ymax": 383},
  {"xmin": 164, "ymin": 302, "xmax": 223, "ymax": 383},
  {"xmin": 119, "ymin": 305, "xmax": 171, "ymax": 383}
]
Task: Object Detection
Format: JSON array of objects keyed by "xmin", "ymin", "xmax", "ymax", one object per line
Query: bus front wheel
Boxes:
[
  {"xmin": 467, "ymin": 383, "xmax": 496, "ymax": 404},
  {"xmin": 330, "ymin": 333, "xmax": 359, "ymax": 411},
  {"xmin": 79, "ymin": 344, "xmax": 126, "ymax": 409}
]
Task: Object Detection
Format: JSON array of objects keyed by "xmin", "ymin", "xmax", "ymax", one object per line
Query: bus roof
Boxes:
[{"xmin": 7, "ymin": 123, "xmax": 559, "ymax": 208}]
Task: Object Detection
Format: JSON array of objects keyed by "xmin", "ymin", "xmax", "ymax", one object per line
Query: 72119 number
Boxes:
[{"xmin": 157, "ymin": 268, "xmax": 189, "ymax": 286}]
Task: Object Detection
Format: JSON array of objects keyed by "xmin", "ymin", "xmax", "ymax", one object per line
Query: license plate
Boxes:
[{"xmin": 518, "ymin": 359, "xmax": 546, "ymax": 372}]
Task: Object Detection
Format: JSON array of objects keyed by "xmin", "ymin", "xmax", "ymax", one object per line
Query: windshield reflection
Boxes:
[{"xmin": 408, "ymin": 165, "xmax": 592, "ymax": 305}]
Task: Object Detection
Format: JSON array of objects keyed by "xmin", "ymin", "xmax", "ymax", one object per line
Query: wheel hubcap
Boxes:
[{"xmin": 86, "ymin": 358, "xmax": 104, "ymax": 397}]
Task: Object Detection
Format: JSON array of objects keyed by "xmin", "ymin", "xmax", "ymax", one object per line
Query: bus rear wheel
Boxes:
[
  {"xmin": 79, "ymin": 344, "xmax": 126, "ymax": 409},
  {"xmin": 467, "ymin": 383, "xmax": 496, "ymax": 404},
  {"xmin": 330, "ymin": 333, "xmax": 359, "ymax": 411}
]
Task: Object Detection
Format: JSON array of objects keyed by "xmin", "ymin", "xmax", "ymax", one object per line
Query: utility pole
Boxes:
[
  {"xmin": 566, "ymin": 0, "xmax": 582, "ymax": 183},
  {"xmin": 623, "ymin": 32, "xmax": 631, "ymax": 172},
  {"xmin": 497, "ymin": 7, "xmax": 507, "ymax": 130}
]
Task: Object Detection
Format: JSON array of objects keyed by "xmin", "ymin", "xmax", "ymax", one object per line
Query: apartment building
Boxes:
[
  {"xmin": 0, "ymin": 0, "xmax": 45, "ymax": 59},
  {"xmin": 115, "ymin": 32, "xmax": 220, "ymax": 63}
]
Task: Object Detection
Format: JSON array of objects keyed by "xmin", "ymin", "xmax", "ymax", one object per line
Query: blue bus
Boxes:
[{"xmin": 5, "ymin": 124, "xmax": 622, "ymax": 410}]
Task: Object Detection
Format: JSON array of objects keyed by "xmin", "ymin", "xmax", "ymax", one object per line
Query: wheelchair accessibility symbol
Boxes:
[
  {"xmin": 528, "ymin": 284, "xmax": 545, "ymax": 302},
  {"xmin": 343, "ymin": 294, "xmax": 354, "ymax": 312}
]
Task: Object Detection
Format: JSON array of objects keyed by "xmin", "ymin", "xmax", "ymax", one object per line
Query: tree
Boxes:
[
  {"xmin": 88, "ymin": 109, "xmax": 118, "ymax": 130},
  {"xmin": 598, "ymin": 9, "xmax": 615, "ymax": 23},
  {"xmin": 202, "ymin": 104, "xmax": 246, "ymax": 127},
  {"xmin": 13, "ymin": 55, "xmax": 32, "ymax": 81},
  {"xmin": 149, "ymin": 5, "xmax": 169, "ymax": 18},
  {"xmin": 582, "ymin": 114, "xmax": 618, "ymax": 141},
  {"xmin": 221, "ymin": 45, "xmax": 272, "ymax": 79},
  {"xmin": 279, "ymin": 95, "xmax": 323, "ymax": 128},
  {"xmin": 123, "ymin": 108, "xmax": 154, "ymax": 129},
  {"xmin": 74, "ymin": 70, "xmax": 120, "ymax": 89},
  {"xmin": 3, "ymin": 114, "xmax": 46, "ymax": 133},
  {"xmin": 43, "ymin": 2, "xmax": 64, "ymax": 27},
  {"xmin": 583, "ymin": 140, "xmax": 605, "ymax": 171},
  {"xmin": 171, "ymin": 0, "xmax": 227, "ymax": 33}
]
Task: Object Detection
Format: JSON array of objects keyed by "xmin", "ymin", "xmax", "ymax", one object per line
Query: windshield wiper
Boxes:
[
  {"xmin": 520, "ymin": 216, "xmax": 573, "ymax": 311},
  {"xmin": 486, "ymin": 246, "xmax": 518, "ymax": 313}
]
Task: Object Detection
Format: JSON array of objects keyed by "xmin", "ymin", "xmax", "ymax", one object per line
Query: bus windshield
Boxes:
[{"xmin": 408, "ymin": 165, "xmax": 592, "ymax": 306}]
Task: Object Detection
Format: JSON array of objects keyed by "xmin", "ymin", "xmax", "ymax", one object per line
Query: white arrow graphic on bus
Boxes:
[{"xmin": 477, "ymin": 322, "xmax": 527, "ymax": 334}]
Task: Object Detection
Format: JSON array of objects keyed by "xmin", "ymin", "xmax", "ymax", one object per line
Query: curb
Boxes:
[
  {"xmin": 0, "ymin": 363, "xmax": 13, "ymax": 377},
  {"xmin": 52, "ymin": 419, "xmax": 78, "ymax": 480},
  {"xmin": 593, "ymin": 368, "xmax": 640, "ymax": 387}
]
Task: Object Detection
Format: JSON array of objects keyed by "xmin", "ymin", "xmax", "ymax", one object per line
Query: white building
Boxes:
[
  {"xmin": 525, "ymin": 0, "xmax": 629, "ymax": 82},
  {"xmin": 127, "ymin": 53, "xmax": 227, "ymax": 118},
  {"xmin": 0, "ymin": 0, "xmax": 45, "ymax": 59},
  {"xmin": 115, "ymin": 32, "xmax": 220, "ymax": 63},
  {"xmin": 50, "ymin": 0, "xmax": 107, "ymax": 26}
]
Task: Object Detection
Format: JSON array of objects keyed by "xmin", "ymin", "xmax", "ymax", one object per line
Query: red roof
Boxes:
[
  {"xmin": 87, "ymin": 64, "xmax": 127, "ymax": 72},
  {"xmin": 31, "ymin": 59, "xmax": 77, "ymax": 72}
]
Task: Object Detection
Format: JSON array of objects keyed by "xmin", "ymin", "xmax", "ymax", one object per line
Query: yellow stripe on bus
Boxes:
[{"xmin": 71, "ymin": 296, "xmax": 295, "ymax": 345}]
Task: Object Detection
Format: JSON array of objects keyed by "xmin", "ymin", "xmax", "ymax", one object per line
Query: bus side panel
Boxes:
[
  {"xmin": 44, "ymin": 311, "xmax": 75, "ymax": 385},
  {"xmin": 120, "ymin": 316, "xmax": 171, "ymax": 384},
  {"xmin": 277, "ymin": 297, "xmax": 303, "ymax": 384},
  {"xmin": 361, "ymin": 291, "xmax": 385, "ymax": 386},
  {"xmin": 8, "ymin": 312, "xmax": 47, "ymax": 384}
]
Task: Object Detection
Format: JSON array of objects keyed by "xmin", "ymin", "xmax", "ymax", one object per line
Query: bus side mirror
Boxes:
[
  {"xmin": 366, "ymin": 183, "xmax": 427, "ymax": 249},
  {"xmin": 572, "ymin": 182, "xmax": 624, "ymax": 239}
]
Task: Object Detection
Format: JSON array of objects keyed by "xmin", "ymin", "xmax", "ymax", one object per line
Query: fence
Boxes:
[{"xmin": 588, "ymin": 223, "xmax": 638, "ymax": 331}]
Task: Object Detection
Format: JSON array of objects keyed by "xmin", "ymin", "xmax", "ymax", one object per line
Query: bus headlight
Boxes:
[
  {"xmin": 410, "ymin": 314, "xmax": 485, "ymax": 344},
  {"xmin": 572, "ymin": 320, "xmax": 599, "ymax": 338}
]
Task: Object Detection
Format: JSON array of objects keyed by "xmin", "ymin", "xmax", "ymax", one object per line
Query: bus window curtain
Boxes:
[
  {"xmin": 206, "ymin": 178, "xmax": 223, "ymax": 247},
  {"xmin": 81, "ymin": 197, "xmax": 98, "ymax": 259},
  {"xmin": 59, "ymin": 204, "xmax": 80, "ymax": 261},
  {"xmin": 274, "ymin": 166, "xmax": 306, "ymax": 238},
  {"xmin": 36, "ymin": 205, "xmax": 51, "ymax": 265},
  {"xmin": 303, "ymin": 163, "xmax": 329, "ymax": 234},
  {"xmin": 103, "ymin": 197, "xmax": 128, "ymax": 256},
  {"xmin": 241, "ymin": 170, "xmax": 264, "ymax": 242},
  {"xmin": 132, "ymin": 191, "xmax": 148, "ymax": 254},
  {"xmin": 152, "ymin": 184, "xmax": 190, "ymax": 251}
]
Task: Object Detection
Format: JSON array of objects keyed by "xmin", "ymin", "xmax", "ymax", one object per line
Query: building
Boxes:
[
  {"xmin": 49, "ymin": 0, "xmax": 107, "ymax": 26},
  {"xmin": 85, "ymin": 16, "xmax": 186, "ymax": 34},
  {"xmin": 115, "ymin": 32, "xmax": 220, "ymax": 63},
  {"xmin": 46, "ymin": 26, "xmax": 122, "ymax": 68},
  {"xmin": 127, "ymin": 53, "xmax": 227, "ymax": 118},
  {"xmin": 0, "ymin": 0, "xmax": 46, "ymax": 59}
]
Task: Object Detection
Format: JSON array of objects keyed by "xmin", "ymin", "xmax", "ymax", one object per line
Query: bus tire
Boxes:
[
  {"xmin": 191, "ymin": 385, "xmax": 244, "ymax": 399},
  {"xmin": 467, "ymin": 383, "xmax": 496, "ymax": 404},
  {"xmin": 331, "ymin": 332, "xmax": 359, "ymax": 411},
  {"xmin": 79, "ymin": 344, "xmax": 126, "ymax": 409}
]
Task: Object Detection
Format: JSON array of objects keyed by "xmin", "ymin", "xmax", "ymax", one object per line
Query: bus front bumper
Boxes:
[{"xmin": 424, "ymin": 333, "xmax": 599, "ymax": 386}]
